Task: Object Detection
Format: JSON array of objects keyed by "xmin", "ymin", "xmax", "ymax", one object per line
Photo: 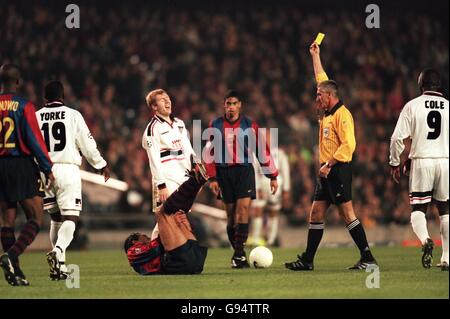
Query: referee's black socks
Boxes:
[
  {"xmin": 347, "ymin": 219, "xmax": 375, "ymax": 261},
  {"xmin": 304, "ymin": 222, "xmax": 324, "ymax": 263}
]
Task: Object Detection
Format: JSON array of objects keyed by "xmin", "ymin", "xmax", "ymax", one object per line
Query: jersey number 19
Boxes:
[{"xmin": 41, "ymin": 122, "xmax": 66, "ymax": 151}]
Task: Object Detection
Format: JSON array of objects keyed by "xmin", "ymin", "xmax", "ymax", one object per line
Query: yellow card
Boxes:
[{"xmin": 315, "ymin": 33, "xmax": 325, "ymax": 45}]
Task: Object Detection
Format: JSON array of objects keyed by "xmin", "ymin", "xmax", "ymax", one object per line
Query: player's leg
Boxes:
[
  {"xmin": 266, "ymin": 207, "xmax": 279, "ymax": 246},
  {"xmin": 433, "ymin": 158, "xmax": 449, "ymax": 271},
  {"xmin": 249, "ymin": 204, "xmax": 265, "ymax": 246},
  {"xmin": 285, "ymin": 200, "xmax": 328, "ymax": 271},
  {"xmin": 337, "ymin": 201, "xmax": 377, "ymax": 269},
  {"xmin": 154, "ymin": 208, "xmax": 188, "ymax": 251},
  {"xmin": 0, "ymin": 201, "xmax": 17, "ymax": 253},
  {"xmin": 225, "ymin": 203, "xmax": 236, "ymax": 249},
  {"xmin": 49, "ymin": 211, "xmax": 62, "ymax": 248},
  {"xmin": 173, "ymin": 212, "xmax": 196, "ymax": 241},
  {"xmin": 266, "ymin": 190, "xmax": 283, "ymax": 246},
  {"xmin": 232, "ymin": 197, "xmax": 252, "ymax": 266},
  {"xmin": 436, "ymin": 201, "xmax": 449, "ymax": 271},
  {"xmin": 409, "ymin": 159, "xmax": 435, "ymax": 268}
]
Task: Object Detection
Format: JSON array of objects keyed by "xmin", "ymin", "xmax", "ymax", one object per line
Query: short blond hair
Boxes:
[{"xmin": 145, "ymin": 89, "xmax": 167, "ymax": 107}]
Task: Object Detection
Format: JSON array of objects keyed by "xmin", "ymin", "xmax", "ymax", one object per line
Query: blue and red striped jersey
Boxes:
[
  {"xmin": 127, "ymin": 239, "xmax": 164, "ymax": 275},
  {"xmin": 0, "ymin": 93, "xmax": 52, "ymax": 173},
  {"xmin": 205, "ymin": 115, "xmax": 278, "ymax": 179}
]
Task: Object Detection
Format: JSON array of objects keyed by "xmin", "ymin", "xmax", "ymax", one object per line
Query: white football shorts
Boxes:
[
  {"xmin": 409, "ymin": 158, "xmax": 449, "ymax": 204},
  {"xmin": 44, "ymin": 163, "xmax": 82, "ymax": 216}
]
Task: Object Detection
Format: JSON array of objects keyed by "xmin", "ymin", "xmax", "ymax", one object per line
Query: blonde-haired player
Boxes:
[{"xmin": 142, "ymin": 89, "xmax": 196, "ymax": 239}]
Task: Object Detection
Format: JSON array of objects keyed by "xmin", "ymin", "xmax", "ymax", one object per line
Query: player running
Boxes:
[
  {"xmin": 124, "ymin": 161, "xmax": 208, "ymax": 275},
  {"xmin": 36, "ymin": 81, "xmax": 110, "ymax": 280},
  {"xmin": 142, "ymin": 89, "xmax": 196, "ymax": 239},
  {"xmin": 0, "ymin": 64, "xmax": 55, "ymax": 286},
  {"xmin": 389, "ymin": 69, "xmax": 449, "ymax": 271}
]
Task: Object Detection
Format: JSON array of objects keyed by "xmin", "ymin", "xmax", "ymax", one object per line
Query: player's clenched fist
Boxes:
[{"xmin": 310, "ymin": 42, "xmax": 320, "ymax": 56}]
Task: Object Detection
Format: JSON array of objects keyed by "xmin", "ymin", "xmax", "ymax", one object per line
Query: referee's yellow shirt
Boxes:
[{"xmin": 316, "ymin": 72, "xmax": 356, "ymax": 164}]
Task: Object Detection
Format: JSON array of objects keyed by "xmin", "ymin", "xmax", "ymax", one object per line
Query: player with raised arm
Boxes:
[
  {"xmin": 389, "ymin": 69, "xmax": 449, "ymax": 271},
  {"xmin": 36, "ymin": 81, "xmax": 110, "ymax": 280},
  {"xmin": 285, "ymin": 41, "xmax": 377, "ymax": 271},
  {"xmin": 0, "ymin": 64, "xmax": 55, "ymax": 286},
  {"xmin": 142, "ymin": 89, "xmax": 196, "ymax": 239}
]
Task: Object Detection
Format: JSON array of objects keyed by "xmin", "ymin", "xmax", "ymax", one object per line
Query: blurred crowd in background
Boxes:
[{"xmin": 1, "ymin": 1, "xmax": 448, "ymax": 228}]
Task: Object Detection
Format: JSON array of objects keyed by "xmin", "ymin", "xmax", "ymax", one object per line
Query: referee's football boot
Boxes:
[
  {"xmin": 46, "ymin": 250, "xmax": 62, "ymax": 280},
  {"xmin": 231, "ymin": 252, "xmax": 250, "ymax": 269},
  {"xmin": 0, "ymin": 253, "xmax": 19, "ymax": 286},
  {"xmin": 348, "ymin": 258, "xmax": 378, "ymax": 270},
  {"xmin": 284, "ymin": 253, "xmax": 314, "ymax": 271},
  {"xmin": 421, "ymin": 238, "xmax": 434, "ymax": 269}
]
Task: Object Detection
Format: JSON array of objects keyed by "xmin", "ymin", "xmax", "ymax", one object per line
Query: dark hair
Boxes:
[
  {"xmin": 419, "ymin": 68, "xmax": 441, "ymax": 92},
  {"xmin": 44, "ymin": 80, "xmax": 64, "ymax": 101},
  {"xmin": 318, "ymin": 80, "xmax": 339, "ymax": 97},
  {"xmin": 224, "ymin": 89, "xmax": 241, "ymax": 102},
  {"xmin": 124, "ymin": 232, "xmax": 140, "ymax": 253},
  {"xmin": 0, "ymin": 63, "xmax": 21, "ymax": 85}
]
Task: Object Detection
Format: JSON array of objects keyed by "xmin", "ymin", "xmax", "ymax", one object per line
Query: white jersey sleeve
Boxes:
[
  {"xmin": 178, "ymin": 119, "xmax": 196, "ymax": 165},
  {"xmin": 74, "ymin": 111, "xmax": 107, "ymax": 170},
  {"xmin": 389, "ymin": 102, "xmax": 411, "ymax": 166},
  {"xmin": 142, "ymin": 122, "xmax": 166, "ymax": 187}
]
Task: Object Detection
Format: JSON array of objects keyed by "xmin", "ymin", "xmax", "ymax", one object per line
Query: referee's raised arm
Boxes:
[{"xmin": 310, "ymin": 42, "xmax": 329, "ymax": 84}]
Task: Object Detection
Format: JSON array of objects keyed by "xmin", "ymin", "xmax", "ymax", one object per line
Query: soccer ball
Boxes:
[{"xmin": 249, "ymin": 246, "xmax": 273, "ymax": 268}]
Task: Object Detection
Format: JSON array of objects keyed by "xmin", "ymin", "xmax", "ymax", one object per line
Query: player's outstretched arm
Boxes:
[{"xmin": 310, "ymin": 42, "xmax": 328, "ymax": 84}]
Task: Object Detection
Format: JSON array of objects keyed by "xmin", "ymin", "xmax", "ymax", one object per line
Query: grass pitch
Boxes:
[{"xmin": 0, "ymin": 247, "xmax": 448, "ymax": 299}]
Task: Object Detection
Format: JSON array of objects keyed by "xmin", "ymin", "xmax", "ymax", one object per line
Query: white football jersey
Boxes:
[
  {"xmin": 390, "ymin": 91, "xmax": 449, "ymax": 166},
  {"xmin": 142, "ymin": 115, "xmax": 195, "ymax": 187},
  {"xmin": 36, "ymin": 101, "xmax": 107, "ymax": 169},
  {"xmin": 254, "ymin": 148, "xmax": 290, "ymax": 192}
]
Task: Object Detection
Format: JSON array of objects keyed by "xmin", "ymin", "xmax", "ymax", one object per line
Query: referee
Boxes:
[{"xmin": 285, "ymin": 42, "xmax": 377, "ymax": 271}]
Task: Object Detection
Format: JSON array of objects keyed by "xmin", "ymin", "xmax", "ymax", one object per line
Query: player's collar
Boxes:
[
  {"xmin": 44, "ymin": 101, "xmax": 64, "ymax": 108},
  {"xmin": 423, "ymin": 91, "xmax": 443, "ymax": 97},
  {"xmin": 155, "ymin": 114, "xmax": 175, "ymax": 126},
  {"xmin": 325, "ymin": 100, "xmax": 343, "ymax": 116}
]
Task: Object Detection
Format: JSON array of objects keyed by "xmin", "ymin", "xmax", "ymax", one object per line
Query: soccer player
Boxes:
[
  {"xmin": 36, "ymin": 81, "xmax": 110, "ymax": 280},
  {"xmin": 206, "ymin": 90, "xmax": 278, "ymax": 268},
  {"xmin": 389, "ymin": 69, "xmax": 449, "ymax": 271},
  {"xmin": 0, "ymin": 64, "xmax": 55, "ymax": 286},
  {"xmin": 142, "ymin": 89, "xmax": 196, "ymax": 239},
  {"xmin": 124, "ymin": 162, "xmax": 208, "ymax": 275},
  {"xmin": 250, "ymin": 142, "xmax": 291, "ymax": 247},
  {"xmin": 285, "ymin": 42, "xmax": 377, "ymax": 271}
]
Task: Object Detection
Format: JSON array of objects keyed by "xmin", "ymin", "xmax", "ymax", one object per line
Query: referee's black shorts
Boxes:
[
  {"xmin": 314, "ymin": 162, "xmax": 352, "ymax": 205},
  {"xmin": 216, "ymin": 165, "xmax": 256, "ymax": 204},
  {"xmin": 0, "ymin": 156, "xmax": 44, "ymax": 202}
]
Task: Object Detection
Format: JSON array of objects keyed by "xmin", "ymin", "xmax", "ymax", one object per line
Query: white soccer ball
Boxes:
[{"xmin": 249, "ymin": 246, "xmax": 273, "ymax": 268}]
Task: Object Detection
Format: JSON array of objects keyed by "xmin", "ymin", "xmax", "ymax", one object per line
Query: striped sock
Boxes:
[
  {"xmin": 234, "ymin": 223, "xmax": 249, "ymax": 256},
  {"xmin": 1, "ymin": 227, "xmax": 16, "ymax": 252},
  {"xmin": 7, "ymin": 220, "xmax": 40, "ymax": 263},
  {"xmin": 162, "ymin": 176, "xmax": 202, "ymax": 214},
  {"xmin": 304, "ymin": 222, "xmax": 324, "ymax": 262},
  {"xmin": 347, "ymin": 219, "xmax": 374, "ymax": 261}
]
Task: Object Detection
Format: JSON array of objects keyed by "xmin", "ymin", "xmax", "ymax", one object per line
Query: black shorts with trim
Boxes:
[
  {"xmin": 314, "ymin": 162, "xmax": 352, "ymax": 205},
  {"xmin": 161, "ymin": 239, "xmax": 208, "ymax": 275},
  {"xmin": 0, "ymin": 156, "xmax": 44, "ymax": 202},
  {"xmin": 216, "ymin": 165, "xmax": 256, "ymax": 204}
]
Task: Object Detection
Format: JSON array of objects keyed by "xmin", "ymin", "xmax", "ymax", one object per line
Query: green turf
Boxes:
[{"xmin": 0, "ymin": 247, "xmax": 448, "ymax": 299}]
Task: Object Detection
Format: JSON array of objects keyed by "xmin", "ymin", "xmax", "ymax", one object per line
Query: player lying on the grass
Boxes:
[{"xmin": 124, "ymin": 160, "xmax": 208, "ymax": 275}]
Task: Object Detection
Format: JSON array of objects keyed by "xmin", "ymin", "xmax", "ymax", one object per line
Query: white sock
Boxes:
[
  {"xmin": 410, "ymin": 211, "xmax": 430, "ymax": 245},
  {"xmin": 54, "ymin": 221, "xmax": 76, "ymax": 260},
  {"xmin": 50, "ymin": 221, "xmax": 63, "ymax": 248},
  {"xmin": 251, "ymin": 217, "xmax": 263, "ymax": 243},
  {"xmin": 267, "ymin": 216, "xmax": 279, "ymax": 245},
  {"xmin": 440, "ymin": 214, "xmax": 449, "ymax": 263}
]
